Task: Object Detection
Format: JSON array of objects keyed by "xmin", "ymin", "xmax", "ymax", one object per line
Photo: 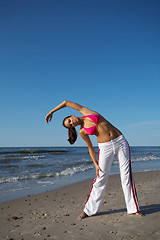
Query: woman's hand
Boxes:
[
  {"xmin": 45, "ymin": 112, "xmax": 53, "ymax": 124},
  {"xmin": 95, "ymin": 164, "xmax": 102, "ymax": 178}
]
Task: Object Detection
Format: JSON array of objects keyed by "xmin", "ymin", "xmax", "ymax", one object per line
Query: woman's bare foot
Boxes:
[
  {"xmin": 78, "ymin": 211, "xmax": 88, "ymax": 220},
  {"xmin": 135, "ymin": 211, "xmax": 144, "ymax": 216},
  {"xmin": 129, "ymin": 211, "xmax": 144, "ymax": 216}
]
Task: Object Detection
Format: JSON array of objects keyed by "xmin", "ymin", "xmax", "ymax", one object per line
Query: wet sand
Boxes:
[{"xmin": 0, "ymin": 170, "xmax": 160, "ymax": 240}]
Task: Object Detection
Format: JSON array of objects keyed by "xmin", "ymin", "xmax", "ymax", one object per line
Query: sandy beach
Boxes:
[{"xmin": 0, "ymin": 170, "xmax": 160, "ymax": 240}]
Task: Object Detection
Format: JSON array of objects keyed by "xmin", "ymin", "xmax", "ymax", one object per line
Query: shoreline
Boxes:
[
  {"xmin": 1, "ymin": 145, "xmax": 160, "ymax": 204},
  {"xmin": 1, "ymin": 166, "xmax": 159, "ymax": 204},
  {"xmin": 0, "ymin": 170, "xmax": 160, "ymax": 239}
]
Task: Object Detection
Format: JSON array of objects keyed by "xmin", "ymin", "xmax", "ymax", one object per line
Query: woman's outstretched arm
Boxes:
[
  {"xmin": 79, "ymin": 129, "xmax": 102, "ymax": 178},
  {"xmin": 45, "ymin": 100, "xmax": 98, "ymax": 123}
]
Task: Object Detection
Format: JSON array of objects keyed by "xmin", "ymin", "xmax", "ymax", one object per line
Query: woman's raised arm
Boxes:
[{"xmin": 45, "ymin": 100, "xmax": 98, "ymax": 123}]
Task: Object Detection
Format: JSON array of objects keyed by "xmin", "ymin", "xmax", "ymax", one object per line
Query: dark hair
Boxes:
[{"xmin": 63, "ymin": 116, "xmax": 77, "ymax": 145}]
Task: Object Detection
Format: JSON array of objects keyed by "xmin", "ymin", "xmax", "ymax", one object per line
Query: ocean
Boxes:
[{"xmin": 0, "ymin": 146, "xmax": 160, "ymax": 203}]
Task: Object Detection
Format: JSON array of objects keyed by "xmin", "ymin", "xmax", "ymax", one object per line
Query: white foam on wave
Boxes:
[
  {"xmin": 0, "ymin": 164, "xmax": 94, "ymax": 184},
  {"xmin": 0, "ymin": 173, "xmax": 41, "ymax": 184},
  {"xmin": 56, "ymin": 164, "xmax": 94, "ymax": 177},
  {"xmin": 132, "ymin": 154, "xmax": 159, "ymax": 162},
  {"xmin": 0, "ymin": 176, "xmax": 19, "ymax": 184},
  {"xmin": 1, "ymin": 186, "xmax": 31, "ymax": 193}
]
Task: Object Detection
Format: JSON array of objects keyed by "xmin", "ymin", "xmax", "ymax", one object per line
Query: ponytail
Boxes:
[
  {"xmin": 68, "ymin": 127, "xmax": 77, "ymax": 145},
  {"xmin": 63, "ymin": 116, "xmax": 77, "ymax": 145}
]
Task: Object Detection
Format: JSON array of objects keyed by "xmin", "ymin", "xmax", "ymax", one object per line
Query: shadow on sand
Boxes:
[{"xmin": 96, "ymin": 204, "xmax": 160, "ymax": 216}]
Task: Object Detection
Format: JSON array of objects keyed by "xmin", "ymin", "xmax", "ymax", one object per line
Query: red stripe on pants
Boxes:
[{"xmin": 85, "ymin": 149, "xmax": 100, "ymax": 205}]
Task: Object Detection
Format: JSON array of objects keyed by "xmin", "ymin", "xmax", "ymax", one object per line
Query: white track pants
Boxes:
[{"xmin": 84, "ymin": 135, "xmax": 140, "ymax": 216}]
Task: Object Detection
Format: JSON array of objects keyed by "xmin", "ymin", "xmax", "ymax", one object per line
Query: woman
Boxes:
[{"xmin": 45, "ymin": 100, "xmax": 143, "ymax": 219}]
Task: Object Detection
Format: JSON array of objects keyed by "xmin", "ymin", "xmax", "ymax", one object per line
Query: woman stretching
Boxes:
[{"xmin": 45, "ymin": 100, "xmax": 143, "ymax": 219}]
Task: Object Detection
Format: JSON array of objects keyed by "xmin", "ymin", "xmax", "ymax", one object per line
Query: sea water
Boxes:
[{"xmin": 0, "ymin": 146, "xmax": 160, "ymax": 203}]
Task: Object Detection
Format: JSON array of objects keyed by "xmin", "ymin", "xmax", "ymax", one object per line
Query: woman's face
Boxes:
[{"xmin": 64, "ymin": 115, "xmax": 79, "ymax": 128}]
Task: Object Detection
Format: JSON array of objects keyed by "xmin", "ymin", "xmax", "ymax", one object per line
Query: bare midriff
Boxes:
[{"xmin": 95, "ymin": 116, "xmax": 122, "ymax": 143}]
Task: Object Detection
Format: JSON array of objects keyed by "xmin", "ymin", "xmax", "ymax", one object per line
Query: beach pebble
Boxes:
[
  {"xmin": 65, "ymin": 213, "xmax": 70, "ymax": 216},
  {"xmin": 42, "ymin": 213, "xmax": 47, "ymax": 216},
  {"xmin": 34, "ymin": 231, "xmax": 42, "ymax": 236},
  {"xmin": 8, "ymin": 216, "xmax": 22, "ymax": 221},
  {"xmin": 108, "ymin": 231, "xmax": 114, "ymax": 234},
  {"xmin": 64, "ymin": 230, "xmax": 71, "ymax": 233}
]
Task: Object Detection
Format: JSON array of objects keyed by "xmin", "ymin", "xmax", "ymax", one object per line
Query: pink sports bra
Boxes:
[{"xmin": 82, "ymin": 114, "xmax": 101, "ymax": 135}]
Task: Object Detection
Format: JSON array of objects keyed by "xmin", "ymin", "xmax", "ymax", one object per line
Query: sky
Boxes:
[{"xmin": 0, "ymin": 0, "xmax": 160, "ymax": 147}]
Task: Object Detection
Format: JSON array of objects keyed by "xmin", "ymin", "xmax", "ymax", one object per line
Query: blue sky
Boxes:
[{"xmin": 0, "ymin": 0, "xmax": 160, "ymax": 147}]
